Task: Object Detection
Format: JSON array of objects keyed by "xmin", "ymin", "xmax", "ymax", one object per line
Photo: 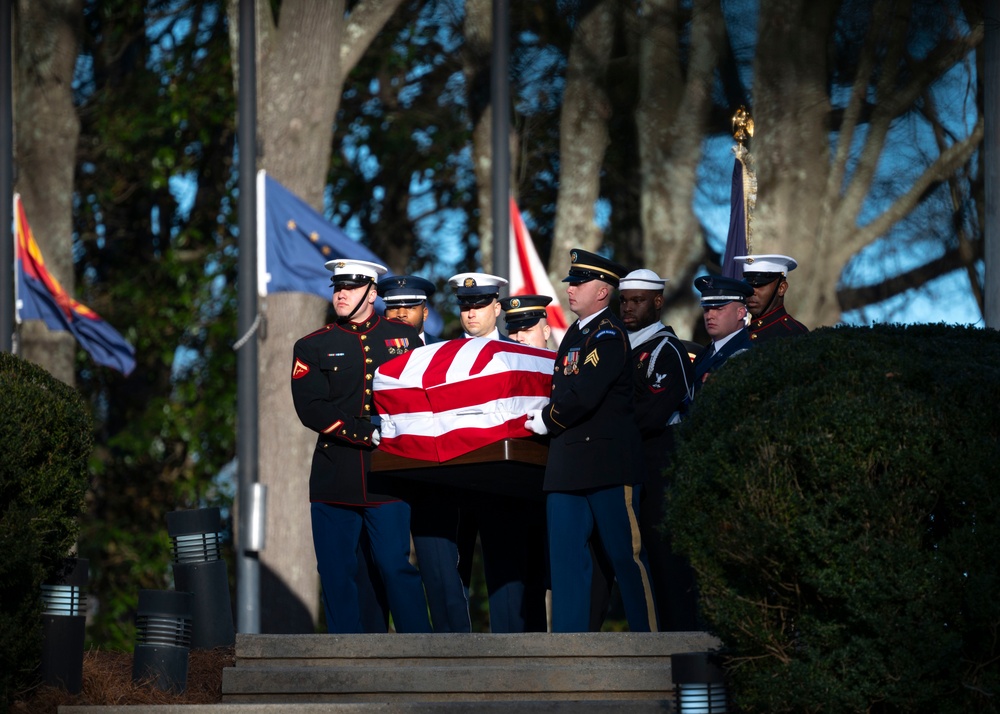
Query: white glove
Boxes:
[
  {"xmin": 379, "ymin": 415, "xmax": 396, "ymax": 439},
  {"xmin": 524, "ymin": 409, "xmax": 548, "ymax": 436},
  {"xmin": 371, "ymin": 429, "xmax": 381, "ymax": 446}
]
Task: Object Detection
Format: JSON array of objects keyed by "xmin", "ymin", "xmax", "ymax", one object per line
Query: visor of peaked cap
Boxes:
[
  {"xmin": 500, "ymin": 295, "xmax": 551, "ymax": 328},
  {"xmin": 561, "ymin": 249, "xmax": 627, "ymax": 287},
  {"xmin": 694, "ymin": 274, "xmax": 754, "ymax": 307},
  {"xmin": 619, "ymin": 269, "xmax": 668, "ymax": 291},
  {"xmin": 378, "ymin": 275, "xmax": 436, "ymax": 306},
  {"xmin": 448, "ymin": 272, "xmax": 508, "ymax": 299},
  {"xmin": 325, "ymin": 258, "xmax": 387, "ymax": 286}
]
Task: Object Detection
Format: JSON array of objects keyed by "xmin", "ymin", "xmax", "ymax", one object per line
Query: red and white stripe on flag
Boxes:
[
  {"xmin": 373, "ymin": 337, "xmax": 555, "ymax": 462},
  {"xmin": 509, "ymin": 198, "xmax": 569, "ymax": 346}
]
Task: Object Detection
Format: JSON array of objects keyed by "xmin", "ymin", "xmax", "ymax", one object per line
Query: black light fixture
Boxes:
[
  {"xmin": 166, "ymin": 507, "xmax": 235, "ymax": 648},
  {"xmin": 40, "ymin": 557, "xmax": 88, "ymax": 693},
  {"xmin": 671, "ymin": 651, "xmax": 729, "ymax": 713},
  {"xmin": 132, "ymin": 589, "xmax": 192, "ymax": 692}
]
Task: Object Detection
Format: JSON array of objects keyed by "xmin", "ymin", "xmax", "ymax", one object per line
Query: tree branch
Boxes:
[
  {"xmin": 844, "ymin": 116, "xmax": 983, "ymax": 259},
  {"xmin": 836, "ymin": 241, "xmax": 983, "ymax": 312},
  {"xmin": 340, "ymin": 0, "xmax": 409, "ymax": 77}
]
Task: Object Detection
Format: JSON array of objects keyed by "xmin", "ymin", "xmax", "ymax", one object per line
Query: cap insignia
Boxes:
[
  {"xmin": 464, "ymin": 277, "xmax": 476, "ymax": 287},
  {"xmin": 335, "ymin": 261, "xmax": 347, "ymax": 269},
  {"xmin": 510, "ymin": 298, "xmax": 520, "ymax": 308},
  {"xmin": 571, "ymin": 250, "xmax": 579, "ymax": 263}
]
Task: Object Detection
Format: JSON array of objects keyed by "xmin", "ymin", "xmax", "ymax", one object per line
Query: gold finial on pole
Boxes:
[{"xmin": 732, "ymin": 105, "xmax": 754, "ymax": 145}]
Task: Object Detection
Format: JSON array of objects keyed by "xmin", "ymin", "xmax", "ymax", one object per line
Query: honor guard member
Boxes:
[
  {"xmin": 291, "ymin": 258, "xmax": 431, "ymax": 634},
  {"xmin": 692, "ymin": 274, "xmax": 754, "ymax": 389},
  {"xmin": 380, "ymin": 273, "xmax": 470, "ymax": 632},
  {"xmin": 525, "ymin": 249, "xmax": 658, "ymax": 633},
  {"xmin": 619, "ymin": 269, "xmax": 699, "ymax": 630},
  {"xmin": 447, "ymin": 272, "xmax": 547, "ymax": 633},
  {"xmin": 378, "ymin": 274, "xmax": 442, "ymax": 345},
  {"xmin": 734, "ymin": 254, "xmax": 809, "ymax": 341},
  {"xmin": 500, "ymin": 294, "xmax": 553, "ymax": 349}
]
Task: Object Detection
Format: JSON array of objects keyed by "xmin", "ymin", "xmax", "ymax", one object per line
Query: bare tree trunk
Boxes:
[
  {"xmin": 752, "ymin": 0, "xmax": 840, "ymax": 328},
  {"xmin": 552, "ymin": 0, "xmax": 616, "ymax": 311},
  {"xmin": 230, "ymin": 0, "xmax": 405, "ymax": 633},
  {"xmin": 632, "ymin": 0, "xmax": 725, "ymax": 337},
  {"xmin": 13, "ymin": 0, "xmax": 82, "ymax": 385},
  {"xmin": 464, "ymin": 0, "xmax": 494, "ymax": 271}
]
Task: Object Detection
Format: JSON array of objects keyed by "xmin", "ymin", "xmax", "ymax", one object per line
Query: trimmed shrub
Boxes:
[
  {"xmin": 667, "ymin": 324, "xmax": 1000, "ymax": 713},
  {"xmin": 0, "ymin": 353, "xmax": 92, "ymax": 708}
]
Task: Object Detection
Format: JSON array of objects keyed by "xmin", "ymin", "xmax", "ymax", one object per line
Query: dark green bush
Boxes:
[
  {"xmin": 667, "ymin": 324, "xmax": 1000, "ymax": 713},
  {"xmin": 0, "ymin": 353, "xmax": 92, "ymax": 708}
]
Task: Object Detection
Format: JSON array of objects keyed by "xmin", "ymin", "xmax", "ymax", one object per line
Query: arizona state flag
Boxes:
[{"xmin": 15, "ymin": 195, "xmax": 136, "ymax": 375}]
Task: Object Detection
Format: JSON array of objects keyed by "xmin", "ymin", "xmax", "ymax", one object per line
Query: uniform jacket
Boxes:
[
  {"xmin": 292, "ymin": 314, "xmax": 421, "ymax": 505},
  {"xmin": 632, "ymin": 326, "xmax": 694, "ymax": 443},
  {"xmin": 540, "ymin": 307, "xmax": 643, "ymax": 492},
  {"xmin": 693, "ymin": 327, "xmax": 752, "ymax": 387},
  {"xmin": 749, "ymin": 305, "xmax": 808, "ymax": 343}
]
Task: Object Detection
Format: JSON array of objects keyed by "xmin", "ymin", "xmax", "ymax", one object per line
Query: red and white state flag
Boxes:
[
  {"xmin": 509, "ymin": 198, "xmax": 569, "ymax": 346},
  {"xmin": 373, "ymin": 337, "xmax": 555, "ymax": 462}
]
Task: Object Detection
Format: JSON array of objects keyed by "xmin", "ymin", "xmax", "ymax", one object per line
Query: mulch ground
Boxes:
[{"xmin": 10, "ymin": 647, "xmax": 234, "ymax": 713}]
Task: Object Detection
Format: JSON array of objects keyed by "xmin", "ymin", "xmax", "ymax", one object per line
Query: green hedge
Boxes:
[
  {"xmin": 0, "ymin": 353, "xmax": 92, "ymax": 707},
  {"xmin": 667, "ymin": 324, "xmax": 1000, "ymax": 713}
]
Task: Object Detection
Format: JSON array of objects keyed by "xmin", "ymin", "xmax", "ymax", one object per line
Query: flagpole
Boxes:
[
  {"xmin": 0, "ymin": 0, "xmax": 14, "ymax": 353},
  {"xmin": 236, "ymin": 0, "xmax": 260, "ymax": 633},
  {"xmin": 491, "ymin": 0, "xmax": 510, "ymax": 293}
]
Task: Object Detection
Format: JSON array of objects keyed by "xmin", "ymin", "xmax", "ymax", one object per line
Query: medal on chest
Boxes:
[{"xmin": 560, "ymin": 347, "xmax": 581, "ymax": 375}]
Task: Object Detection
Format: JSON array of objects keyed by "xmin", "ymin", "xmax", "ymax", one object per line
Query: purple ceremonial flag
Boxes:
[{"xmin": 721, "ymin": 157, "xmax": 747, "ymax": 279}]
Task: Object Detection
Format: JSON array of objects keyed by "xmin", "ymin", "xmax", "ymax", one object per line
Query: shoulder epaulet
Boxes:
[
  {"xmin": 588, "ymin": 318, "xmax": 623, "ymax": 343},
  {"xmin": 300, "ymin": 323, "xmax": 335, "ymax": 341}
]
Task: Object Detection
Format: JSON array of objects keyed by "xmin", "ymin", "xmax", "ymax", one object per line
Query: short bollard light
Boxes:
[
  {"xmin": 40, "ymin": 557, "xmax": 89, "ymax": 693},
  {"xmin": 671, "ymin": 651, "xmax": 729, "ymax": 713},
  {"xmin": 166, "ymin": 506, "xmax": 235, "ymax": 648},
  {"xmin": 132, "ymin": 589, "xmax": 193, "ymax": 692}
]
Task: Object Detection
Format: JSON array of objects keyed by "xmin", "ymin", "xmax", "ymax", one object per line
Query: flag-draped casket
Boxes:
[{"xmin": 373, "ymin": 338, "xmax": 555, "ymax": 463}]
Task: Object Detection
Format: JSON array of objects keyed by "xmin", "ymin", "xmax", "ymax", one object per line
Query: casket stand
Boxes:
[{"xmin": 369, "ymin": 437, "xmax": 548, "ymax": 502}]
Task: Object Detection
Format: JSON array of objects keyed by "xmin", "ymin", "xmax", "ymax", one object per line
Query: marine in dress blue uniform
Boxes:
[
  {"xmin": 377, "ymin": 273, "xmax": 472, "ymax": 633},
  {"xmin": 291, "ymin": 259, "xmax": 430, "ymax": 634},
  {"xmin": 525, "ymin": 249, "xmax": 658, "ymax": 633},
  {"xmin": 618, "ymin": 269, "xmax": 700, "ymax": 630},
  {"xmin": 692, "ymin": 274, "xmax": 755, "ymax": 389},
  {"xmin": 734, "ymin": 254, "xmax": 809, "ymax": 342}
]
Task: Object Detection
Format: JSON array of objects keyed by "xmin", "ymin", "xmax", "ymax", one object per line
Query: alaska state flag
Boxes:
[
  {"xmin": 256, "ymin": 170, "xmax": 384, "ymax": 298},
  {"xmin": 15, "ymin": 194, "xmax": 136, "ymax": 375}
]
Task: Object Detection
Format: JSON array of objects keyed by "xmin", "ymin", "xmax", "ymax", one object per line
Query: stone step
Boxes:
[
  {"xmin": 62, "ymin": 701, "xmax": 678, "ymax": 713},
  {"xmin": 221, "ymin": 632, "xmax": 719, "ymax": 705}
]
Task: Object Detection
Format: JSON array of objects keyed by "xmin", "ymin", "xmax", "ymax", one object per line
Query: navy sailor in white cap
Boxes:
[
  {"xmin": 618, "ymin": 269, "xmax": 699, "ymax": 630},
  {"xmin": 290, "ymin": 258, "xmax": 431, "ymax": 634},
  {"xmin": 734, "ymin": 254, "xmax": 809, "ymax": 341}
]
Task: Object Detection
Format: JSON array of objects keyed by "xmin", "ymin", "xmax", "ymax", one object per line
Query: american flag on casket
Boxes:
[{"xmin": 373, "ymin": 338, "xmax": 555, "ymax": 462}]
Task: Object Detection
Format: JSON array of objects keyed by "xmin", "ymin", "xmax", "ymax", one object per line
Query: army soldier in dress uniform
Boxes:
[
  {"xmin": 500, "ymin": 294, "xmax": 553, "ymax": 349},
  {"xmin": 734, "ymin": 254, "xmax": 808, "ymax": 342},
  {"xmin": 692, "ymin": 274, "xmax": 755, "ymax": 389},
  {"xmin": 525, "ymin": 249, "xmax": 658, "ymax": 633},
  {"xmin": 619, "ymin": 268, "xmax": 699, "ymax": 630},
  {"xmin": 291, "ymin": 258, "xmax": 431, "ymax": 634}
]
